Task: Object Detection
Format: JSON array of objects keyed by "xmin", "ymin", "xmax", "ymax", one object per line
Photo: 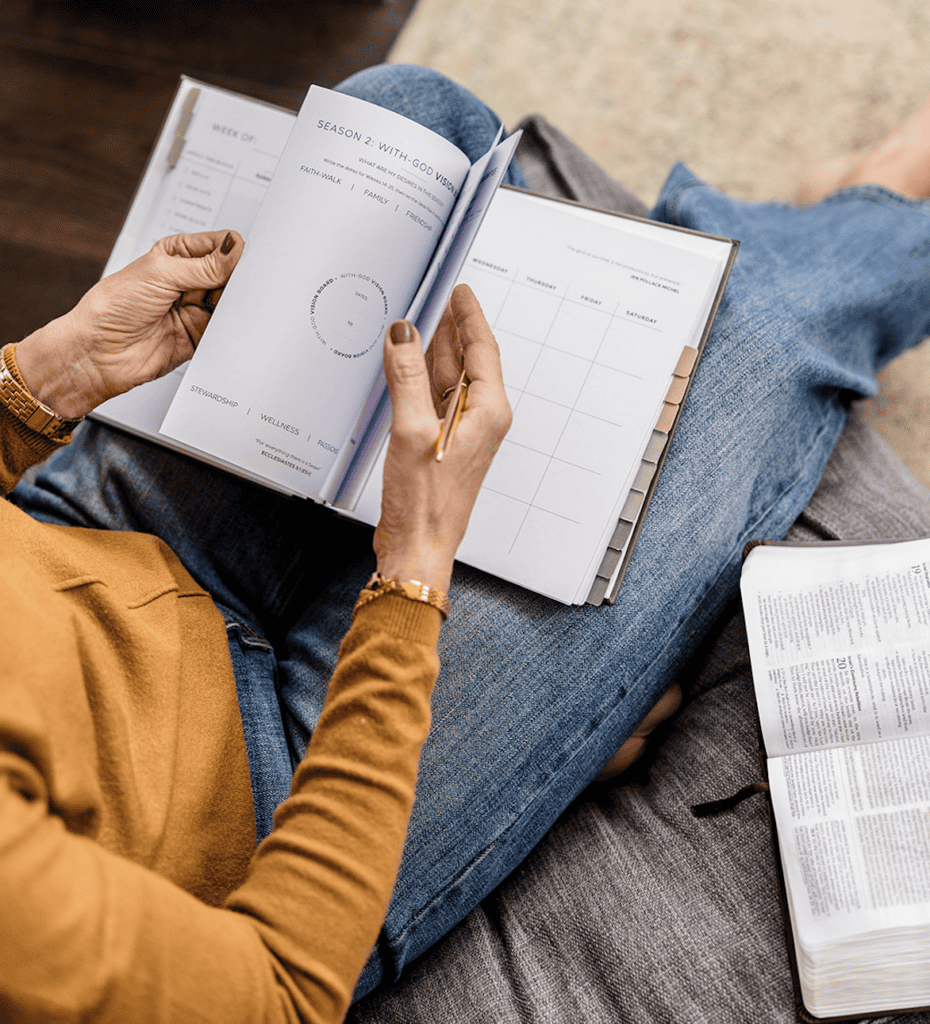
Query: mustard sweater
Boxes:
[{"xmin": 0, "ymin": 399, "xmax": 441, "ymax": 1023}]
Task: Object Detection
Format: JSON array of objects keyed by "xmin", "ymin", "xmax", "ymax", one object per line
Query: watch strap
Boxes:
[{"xmin": 0, "ymin": 344, "xmax": 83, "ymax": 446}]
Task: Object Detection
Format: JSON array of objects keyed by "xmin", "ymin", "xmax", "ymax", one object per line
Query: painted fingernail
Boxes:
[
  {"xmin": 220, "ymin": 232, "xmax": 235, "ymax": 255},
  {"xmin": 390, "ymin": 320, "xmax": 413, "ymax": 344}
]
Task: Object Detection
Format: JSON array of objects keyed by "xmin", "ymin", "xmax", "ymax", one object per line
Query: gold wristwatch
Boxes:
[
  {"xmin": 0, "ymin": 344, "xmax": 83, "ymax": 443},
  {"xmin": 355, "ymin": 572, "xmax": 451, "ymax": 620}
]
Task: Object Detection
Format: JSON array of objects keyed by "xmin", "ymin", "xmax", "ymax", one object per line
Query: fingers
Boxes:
[
  {"xmin": 156, "ymin": 229, "xmax": 240, "ymax": 261},
  {"xmin": 431, "ymin": 284, "xmax": 508, "ymax": 408},
  {"xmin": 175, "ymin": 303, "xmax": 212, "ymax": 350},
  {"xmin": 594, "ymin": 684, "xmax": 683, "ymax": 782},
  {"xmin": 450, "ymin": 285, "xmax": 505, "ymax": 393},
  {"xmin": 382, "ymin": 320, "xmax": 439, "ymax": 438},
  {"xmin": 385, "ymin": 287, "xmax": 511, "ymax": 451},
  {"xmin": 203, "ymin": 287, "xmax": 225, "ymax": 313},
  {"xmin": 448, "ymin": 284, "xmax": 511, "ymax": 436},
  {"xmin": 430, "ymin": 304, "xmax": 464, "ymax": 402},
  {"xmin": 430, "ymin": 284, "xmax": 491, "ymax": 397},
  {"xmin": 150, "ymin": 230, "xmax": 244, "ymax": 295}
]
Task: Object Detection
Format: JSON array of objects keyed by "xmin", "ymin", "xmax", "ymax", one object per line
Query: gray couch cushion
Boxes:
[{"xmin": 352, "ymin": 413, "xmax": 930, "ymax": 1024}]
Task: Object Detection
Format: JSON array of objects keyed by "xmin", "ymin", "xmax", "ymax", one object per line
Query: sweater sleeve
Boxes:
[{"xmin": 0, "ymin": 589, "xmax": 441, "ymax": 1024}]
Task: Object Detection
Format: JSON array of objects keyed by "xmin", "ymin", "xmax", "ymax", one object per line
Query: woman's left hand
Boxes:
[
  {"xmin": 374, "ymin": 284, "xmax": 512, "ymax": 594},
  {"xmin": 15, "ymin": 230, "xmax": 243, "ymax": 419}
]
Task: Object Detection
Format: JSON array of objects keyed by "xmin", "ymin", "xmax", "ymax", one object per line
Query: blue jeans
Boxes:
[{"xmin": 11, "ymin": 64, "xmax": 930, "ymax": 999}]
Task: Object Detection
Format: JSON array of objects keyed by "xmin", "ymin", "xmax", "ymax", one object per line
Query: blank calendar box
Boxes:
[
  {"xmin": 575, "ymin": 363, "xmax": 656, "ymax": 427},
  {"xmin": 495, "ymin": 282, "xmax": 562, "ymax": 340},
  {"xmin": 532, "ymin": 459, "xmax": 604, "ymax": 523},
  {"xmin": 507, "ymin": 393, "xmax": 571, "ymax": 455},
  {"xmin": 497, "ymin": 330, "xmax": 542, "ymax": 390},
  {"xmin": 481, "ymin": 441, "xmax": 550, "ymax": 504},
  {"xmin": 597, "ymin": 321, "xmax": 669, "ymax": 378},
  {"xmin": 547, "ymin": 302, "xmax": 612, "ymax": 361},
  {"xmin": 554, "ymin": 411, "xmax": 634, "ymax": 475},
  {"xmin": 460, "ymin": 487, "xmax": 528, "ymax": 557},
  {"xmin": 524, "ymin": 347, "xmax": 591, "ymax": 407},
  {"xmin": 506, "ymin": 505, "xmax": 591, "ymax": 595}
]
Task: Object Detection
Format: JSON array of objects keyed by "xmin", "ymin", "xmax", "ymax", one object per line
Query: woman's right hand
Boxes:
[{"xmin": 374, "ymin": 284, "xmax": 512, "ymax": 594}]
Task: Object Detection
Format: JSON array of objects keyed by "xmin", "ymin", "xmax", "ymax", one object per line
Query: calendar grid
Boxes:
[{"xmin": 465, "ymin": 262, "xmax": 662, "ymax": 560}]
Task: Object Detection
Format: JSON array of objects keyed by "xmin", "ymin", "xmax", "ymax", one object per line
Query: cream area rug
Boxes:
[{"xmin": 390, "ymin": 0, "xmax": 930, "ymax": 485}]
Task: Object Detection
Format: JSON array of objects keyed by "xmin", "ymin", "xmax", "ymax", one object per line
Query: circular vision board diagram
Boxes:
[{"xmin": 309, "ymin": 273, "xmax": 389, "ymax": 359}]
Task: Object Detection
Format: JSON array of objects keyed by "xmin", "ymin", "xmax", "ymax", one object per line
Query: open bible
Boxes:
[
  {"xmin": 741, "ymin": 538, "xmax": 930, "ymax": 1021},
  {"xmin": 93, "ymin": 77, "xmax": 737, "ymax": 604}
]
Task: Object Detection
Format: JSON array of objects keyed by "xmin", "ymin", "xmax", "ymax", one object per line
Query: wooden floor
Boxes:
[{"xmin": 0, "ymin": 0, "xmax": 416, "ymax": 347}]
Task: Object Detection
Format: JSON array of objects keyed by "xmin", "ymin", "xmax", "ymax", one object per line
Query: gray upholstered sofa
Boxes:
[{"xmin": 350, "ymin": 119, "xmax": 930, "ymax": 1024}]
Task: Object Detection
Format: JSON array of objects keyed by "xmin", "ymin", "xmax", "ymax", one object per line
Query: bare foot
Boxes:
[
  {"xmin": 595, "ymin": 683, "xmax": 683, "ymax": 782},
  {"xmin": 797, "ymin": 96, "xmax": 930, "ymax": 204}
]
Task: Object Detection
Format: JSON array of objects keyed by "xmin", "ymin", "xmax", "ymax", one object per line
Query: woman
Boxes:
[
  {"xmin": 5, "ymin": 63, "xmax": 930, "ymax": 1021},
  {"xmin": 1, "ymin": 224, "xmax": 509, "ymax": 1021}
]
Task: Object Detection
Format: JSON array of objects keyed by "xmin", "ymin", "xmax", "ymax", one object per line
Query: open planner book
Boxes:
[
  {"xmin": 741, "ymin": 538, "xmax": 930, "ymax": 1021},
  {"xmin": 93, "ymin": 77, "xmax": 737, "ymax": 605}
]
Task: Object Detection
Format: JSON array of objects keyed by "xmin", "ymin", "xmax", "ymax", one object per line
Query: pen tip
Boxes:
[{"xmin": 435, "ymin": 450, "xmax": 443, "ymax": 462}]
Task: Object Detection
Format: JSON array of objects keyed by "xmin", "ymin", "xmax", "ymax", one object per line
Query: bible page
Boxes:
[
  {"xmin": 768, "ymin": 737, "xmax": 930, "ymax": 1015},
  {"xmin": 742, "ymin": 538, "xmax": 930, "ymax": 758},
  {"xmin": 159, "ymin": 86, "xmax": 472, "ymax": 498}
]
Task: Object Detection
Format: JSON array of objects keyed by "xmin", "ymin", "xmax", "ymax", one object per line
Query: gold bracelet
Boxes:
[
  {"xmin": 0, "ymin": 344, "xmax": 83, "ymax": 442},
  {"xmin": 354, "ymin": 572, "xmax": 450, "ymax": 620}
]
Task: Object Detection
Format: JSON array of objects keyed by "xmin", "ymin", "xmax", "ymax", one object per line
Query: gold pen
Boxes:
[{"xmin": 435, "ymin": 369, "xmax": 468, "ymax": 462}]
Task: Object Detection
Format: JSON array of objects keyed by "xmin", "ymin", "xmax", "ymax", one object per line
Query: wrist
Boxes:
[
  {"xmin": 375, "ymin": 551, "xmax": 454, "ymax": 595},
  {"xmin": 0, "ymin": 343, "xmax": 85, "ymax": 445},
  {"xmin": 357, "ymin": 572, "xmax": 451, "ymax": 621},
  {"xmin": 15, "ymin": 314, "xmax": 98, "ymax": 420}
]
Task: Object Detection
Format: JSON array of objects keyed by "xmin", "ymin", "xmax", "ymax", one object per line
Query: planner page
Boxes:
[
  {"xmin": 92, "ymin": 80, "xmax": 299, "ymax": 474},
  {"xmin": 105, "ymin": 80, "xmax": 296, "ymax": 271},
  {"xmin": 354, "ymin": 187, "xmax": 731, "ymax": 604},
  {"xmin": 159, "ymin": 85, "xmax": 472, "ymax": 498}
]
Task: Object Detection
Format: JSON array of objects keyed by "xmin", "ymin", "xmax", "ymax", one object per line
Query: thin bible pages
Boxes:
[{"xmin": 741, "ymin": 538, "xmax": 930, "ymax": 1021}]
